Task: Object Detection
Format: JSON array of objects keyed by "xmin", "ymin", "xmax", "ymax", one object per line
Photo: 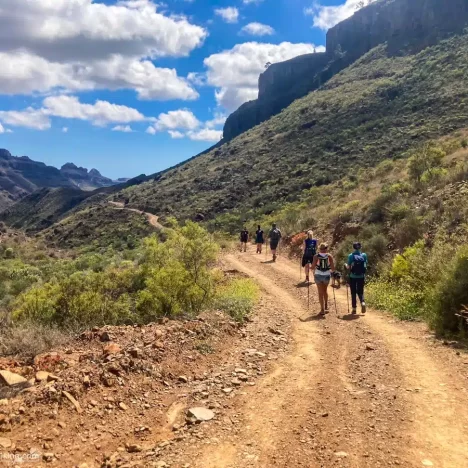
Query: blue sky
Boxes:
[{"xmin": 0, "ymin": 0, "xmax": 366, "ymax": 179}]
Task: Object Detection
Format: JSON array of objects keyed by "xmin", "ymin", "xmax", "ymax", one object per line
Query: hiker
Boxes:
[
  {"xmin": 255, "ymin": 225, "xmax": 264, "ymax": 254},
  {"xmin": 310, "ymin": 242, "xmax": 335, "ymax": 315},
  {"xmin": 302, "ymin": 230, "xmax": 317, "ymax": 283},
  {"xmin": 268, "ymin": 223, "xmax": 282, "ymax": 262},
  {"xmin": 239, "ymin": 227, "xmax": 249, "ymax": 252},
  {"xmin": 344, "ymin": 242, "xmax": 368, "ymax": 314}
]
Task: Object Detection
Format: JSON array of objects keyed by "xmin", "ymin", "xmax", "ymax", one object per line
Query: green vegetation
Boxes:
[
  {"xmin": 115, "ymin": 33, "xmax": 468, "ymax": 226},
  {"xmin": 0, "ymin": 223, "xmax": 260, "ymax": 353},
  {"xmin": 235, "ymin": 131, "xmax": 468, "ymax": 337},
  {"xmin": 215, "ymin": 278, "xmax": 260, "ymax": 323}
]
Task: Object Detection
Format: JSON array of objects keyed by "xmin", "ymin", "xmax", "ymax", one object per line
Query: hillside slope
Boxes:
[
  {"xmin": 115, "ymin": 32, "xmax": 468, "ymax": 222},
  {"xmin": 224, "ymin": 0, "xmax": 468, "ymax": 141}
]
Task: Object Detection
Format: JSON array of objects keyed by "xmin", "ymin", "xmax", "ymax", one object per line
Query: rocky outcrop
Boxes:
[
  {"xmin": 223, "ymin": 0, "xmax": 468, "ymax": 141},
  {"xmin": 60, "ymin": 163, "xmax": 114, "ymax": 190}
]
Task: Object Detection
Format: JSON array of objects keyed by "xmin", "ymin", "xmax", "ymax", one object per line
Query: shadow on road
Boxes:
[
  {"xmin": 340, "ymin": 314, "xmax": 361, "ymax": 321},
  {"xmin": 299, "ymin": 314, "xmax": 326, "ymax": 322}
]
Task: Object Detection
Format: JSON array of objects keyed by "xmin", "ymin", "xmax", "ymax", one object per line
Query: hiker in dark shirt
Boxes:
[
  {"xmin": 268, "ymin": 223, "xmax": 282, "ymax": 262},
  {"xmin": 255, "ymin": 225, "xmax": 264, "ymax": 254},
  {"xmin": 240, "ymin": 227, "xmax": 249, "ymax": 252}
]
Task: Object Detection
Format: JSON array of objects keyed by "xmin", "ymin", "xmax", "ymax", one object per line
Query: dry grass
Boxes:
[{"xmin": 0, "ymin": 323, "xmax": 70, "ymax": 358}]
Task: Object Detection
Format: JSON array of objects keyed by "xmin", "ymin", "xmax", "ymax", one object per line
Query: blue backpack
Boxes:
[{"xmin": 351, "ymin": 254, "xmax": 367, "ymax": 275}]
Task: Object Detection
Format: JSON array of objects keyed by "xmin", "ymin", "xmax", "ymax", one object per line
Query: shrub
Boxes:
[
  {"xmin": 0, "ymin": 323, "xmax": 69, "ymax": 357},
  {"xmin": 367, "ymin": 281, "xmax": 426, "ymax": 321},
  {"xmin": 367, "ymin": 192, "xmax": 394, "ymax": 223},
  {"xmin": 215, "ymin": 278, "xmax": 259, "ymax": 322},
  {"xmin": 388, "ymin": 203, "xmax": 411, "ymax": 222},
  {"xmin": 427, "ymin": 245, "xmax": 468, "ymax": 336},
  {"xmin": 392, "ymin": 214, "xmax": 423, "ymax": 249},
  {"xmin": 407, "ymin": 144, "xmax": 445, "ymax": 183},
  {"xmin": 461, "ymin": 139, "xmax": 468, "ymax": 149}
]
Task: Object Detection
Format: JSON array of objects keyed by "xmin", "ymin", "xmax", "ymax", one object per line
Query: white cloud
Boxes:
[
  {"xmin": 0, "ymin": 123, "xmax": 4, "ymax": 133},
  {"xmin": 205, "ymin": 113, "xmax": 227, "ymax": 129},
  {"xmin": 43, "ymin": 96, "xmax": 146, "ymax": 126},
  {"xmin": 153, "ymin": 109, "xmax": 200, "ymax": 132},
  {"xmin": 204, "ymin": 42, "xmax": 318, "ymax": 110},
  {"xmin": 0, "ymin": 52, "xmax": 198, "ymax": 101},
  {"xmin": 0, "ymin": 108, "xmax": 51, "ymax": 130},
  {"xmin": 305, "ymin": 0, "xmax": 377, "ymax": 31},
  {"xmin": 214, "ymin": 7, "xmax": 239, "ymax": 24},
  {"xmin": 187, "ymin": 72, "xmax": 206, "ymax": 87},
  {"xmin": 187, "ymin": 128, "xmax": 223, "ymax": 142},
  {"xmin": 0, "ymin": 95, "xmax": 151, "ymax": 130},
  {"xmin": 0, "ymin": 0, "xmax": 206, "ymax": 99},
  {"xmin": 112, "ymin": 125, "xmax": 133, "ymax": 133},
  {"xmin": 243, "ymin": 0, "xmax": 263, "ymax": 4},
  {"xmin": 0, "ymin": 0, "xmax": 207, "ymax": 61},
  {"xmin": 240, "ymin": 22, "xmax": 275, "ymax": 36},
  {"xmin": 168, "ymin": 130, "xmax": 184, "ymax": 139},
  {"xmin": 146, "ymin": 126, "xmax": 157, "ymax": 135}
]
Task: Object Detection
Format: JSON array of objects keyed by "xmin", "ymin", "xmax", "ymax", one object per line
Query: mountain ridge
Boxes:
[
  {"xmin": 0, "ymin": 148, "xmax": 122, "ymax": 210},
  {"xmin": 224, "ymin": 0, "xmax": 468, "ymax": 141}
]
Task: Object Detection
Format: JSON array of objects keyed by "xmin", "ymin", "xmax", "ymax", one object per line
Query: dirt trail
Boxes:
[
  {"xmin": 108, "ymin": 201, "xmax": 163, "ymax": 229},
  {"xmin": 192, "ymin": 251, "xmax": 468, "ymax": 468}
]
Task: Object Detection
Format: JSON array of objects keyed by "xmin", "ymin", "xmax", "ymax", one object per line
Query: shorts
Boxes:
[
  {"xmin": 314, "ymin": 274, "xmax": 331, "ymax": 285},
  {"xmin": 270, "ymin": 241, "xmax": 279, "ymax": 250},
  {"xmin": 302, "ymin": 255, "xmax": 313, "ymax": 268}
]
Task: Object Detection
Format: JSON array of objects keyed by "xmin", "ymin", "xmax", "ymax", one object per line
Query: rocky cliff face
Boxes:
[
  {"xmin": 223, "ymin": 0, "xmax": 468, "ymax": 141},
  {"xmin": 60, "ymin": 163, "xmax": 114, "ymax": 190}
]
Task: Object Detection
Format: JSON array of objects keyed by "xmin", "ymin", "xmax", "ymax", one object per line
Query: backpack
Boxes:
[
  {"xmin": 351, "ymin": 254, "xmax": 367, "ymax": 275},
  {"xmin": 270, "ymin": 229, "xmax": 281, "ymax": 241},
  {"xmin": 305, "ymin": 239, "xmax": 317, "ymax": 257},
  {"xmin": 317, "ymin": 253, "xmax": 330, "ymax": 272}
]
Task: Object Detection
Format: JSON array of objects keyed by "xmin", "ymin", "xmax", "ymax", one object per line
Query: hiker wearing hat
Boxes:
[
  {"xmin": 345, "ymin": 242, "xmax": 368, "ymax": 314},
  {"xmin": 310, "ymin": 242, "xmax": 335, "ymax": 315}
]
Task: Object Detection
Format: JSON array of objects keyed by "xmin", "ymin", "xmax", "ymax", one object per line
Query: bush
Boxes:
[
  {"xmin": 367, "ymin": 281, "xmax": 426, "ymax": 321},
  {"xmin": 427, "ymin": 245, "xmax": 468, "ymax": 336},
  {"xmin": 0, "ymin": 323, "xmax": 69, "ymax": 357},
  {"xmin": 407, "ymin": 144, "xmax": 445, "ymax": 183},
  {"xmin": 367, "ymin": 193, "xmax": 394, "ymax": 223},
  {"xmin": 461, "ymin": 139, "xmax": 468, "ymax": 149},
  {"xmin": 392, "ymin": 214, "xmax": 423, "ymax": 249},
  {"xmin": 215, "ymin": 278, "xmax": 259, "ymax": 322}
]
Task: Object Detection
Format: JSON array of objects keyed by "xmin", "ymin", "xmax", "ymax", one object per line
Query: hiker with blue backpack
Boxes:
[
  {"xmin": 344, "ymin": 242, "xmax": 368, "ymax": 315},
  {"xmin": 302, "ymin": 230, "xmax": 318, "ymax": 283}
]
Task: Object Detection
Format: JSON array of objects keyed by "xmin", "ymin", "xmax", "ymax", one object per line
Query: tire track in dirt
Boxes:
[
  {"xmin": 243, "ymin": 250, "xmax": 468, "ymax": 468},
  {"xmin": 194, "ymin": 253, "xmax": 412, "ymax": 467}
]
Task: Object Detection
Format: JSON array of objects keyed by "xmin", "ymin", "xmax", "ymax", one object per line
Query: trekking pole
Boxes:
[
  {"xmin": 346, "ymin": 282, "xmax": 350, "ymax": 315},
  {"xmin": 300, "ymin": 258, "xmax": 302, "ymax": 281},
  {"xmin": 307, "ymin": 279, "xmax": 310, "ymax": 311},
  {"xmin": 332, "ymin": 284, "xmax": 338, "ymax": 316}
]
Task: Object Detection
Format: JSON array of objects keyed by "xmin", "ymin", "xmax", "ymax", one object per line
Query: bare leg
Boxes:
[
  {"xmin": 324, "ymin": 283, "xmax": 329, "ymax": 311},
  {"xmin": 317, "ymin": 283, "xmax": 325, "ymax": 312},
  {"xmin": 305, "ymin": 263, "xmax": 310, "ymax": 281}
]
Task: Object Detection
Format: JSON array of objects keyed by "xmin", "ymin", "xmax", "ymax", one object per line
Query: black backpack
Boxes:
[{"xmin": 351, "ymin": 254, "xmax": 367, "ymax": 275}]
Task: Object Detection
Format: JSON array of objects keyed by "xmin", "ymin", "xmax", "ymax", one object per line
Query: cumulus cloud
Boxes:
[
  {"xmin": 215, "ymin": 7, "xmax": 239, "ymax": 24},
  {"xmin": 43, "ymin": 96, "xmax": 146, "ymax": 126},
  {"xmin": 240, "ymin": 22, "xmax": 275, "ymax": 36},
  {"xmin": 0, "ymin": 95, "xmax": 151, "ymax": 130},
  {"xmin": 145, "ymin": 109, "xmax": 224, "ymax": 142},
  {"xmin": 0, "ymin": 108, "xmax": 51, "ymax": 130},
  {"xmin": 0, "ymin": 0, "xmax": 205, "ymax": 99},
  {"xmin": 243, "ymin": 0, "xmax": 263, "ymax": 4},
  {"xmin": 305, "ymin": 0, "xmax": 377, "ymax": 31},
  {"xmin": 112, "ymin": 125, "xmax": 133, "ymax": 133},
  {"xmin": 187, "ymin": 128, "xmax": 223, "ymax": 142},
  {"xmin": 203, "ymin": 42, "xmax": 318, "ymax": 110},
  {"xmin": 168, "ymin": 130, "xmax": 184, "ymax": 139},
  {"xmin": 152, "ymin": 109, "xmax": 200, "ymax": 132}
]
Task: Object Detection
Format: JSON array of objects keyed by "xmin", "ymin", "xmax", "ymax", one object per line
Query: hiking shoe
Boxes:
[
  {"xmin": 352, "ymin": 308, "xmax": 357, "ymax": 315},
  {"xmin": 305, "ymin": 276, "xmax": 310, "ymax": 283},
  {"xmin": 361, "ymin": 302, "xmax": 366, "ymax": 314}
]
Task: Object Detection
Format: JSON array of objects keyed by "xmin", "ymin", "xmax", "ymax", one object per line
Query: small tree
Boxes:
[{"xmin": 407, "ymin": 144, "xmax": 445, "ymax": 183}]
